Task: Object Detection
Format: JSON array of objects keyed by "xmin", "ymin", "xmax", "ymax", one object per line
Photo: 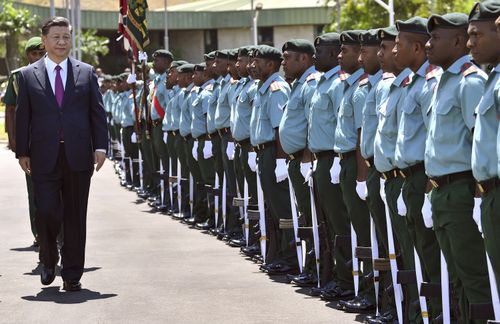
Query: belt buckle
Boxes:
[
  {"xmin": 289, "ymin": 154, "xmax": 295, "ymax": 161},
  {"xmin": 430, "ymin": 179, "xmax": 439, "ymax": 188},
  {"xmin": 339, "ymin": 153, "xmax": 344, "ymax": 160},
  {"xmin": 477, "ymin": 183, "xmax": 485, "ymax": 194},
  {"xmin": 382, "ymin": 172, "xmax": 388, "ymax": 180}
]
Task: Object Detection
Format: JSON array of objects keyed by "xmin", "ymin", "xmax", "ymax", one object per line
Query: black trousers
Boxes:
[{"xmin": 31, "ymin": 144, "xmax": 93, "ymax": 282}]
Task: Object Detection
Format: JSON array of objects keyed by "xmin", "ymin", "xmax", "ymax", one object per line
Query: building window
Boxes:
[
  {"xmin": 204, "ymin": 29, "xmax": 218, "ymax": 53},
  {"xmin": 258, "ymin": 27, "xmax": 273, "ymax": 46}
]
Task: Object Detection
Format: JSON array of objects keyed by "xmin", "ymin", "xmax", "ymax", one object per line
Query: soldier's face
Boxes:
[
  {"xmin": 282, "ymin": 51, "xmax": 302, "ymax": 79},
  {"xmin": 42, "ymin": 25, "xmax": 71, "ymax": 62},
  {"xmin": 193, "ymin": 70, "xmax": 204, "ymax": 86},
  {"xmin": 248, "ymin": 58, "xmax": 258, "ymax": 78},
  {"xmin": 214, "ymin": 57, "xmax": 228, "ymax": 76},
  {"xmin": 338, "ymin": 44, "xmax": 361, "ymax": 74},
  {"xmin": 177, "ymin": 72, "xmax": 192, "ymax": 87},
  {"xmin": 205, "ymin": 59, "xmax": 216, "ymax": 78},
  {"xmin": 252, "ymin": 58, "xmax": 270, "ymax": 79},
  {"xmin": 359, "ymin": 46, "xmax": 380, "ymax": 75},
  {"xmin": 467, "ymin": 21, "xmax": 500, "ymax": 65},
  {"xmin": 26, "ymin": 49, "xmax": 46, "ymax": 64},
  {"xmin": 153, "ymin": 57, "xmax": 170, "ymax": 74},
  {"xmin": 377, "ymin": 40, "xmax": 397, "ymax": 73},
  {"xmin": 314, "ymin": 45, "xmax": 338, "ymax": 72},
  {"xmin": 426, "ymin": 28, "xmax": 457, "ymax": 67},
  {"xmin": 166, "ymin": 69, "xmax": 177, "ymax": 88},
  {"xmin": 236, "ymin": 56, "xmax": 249, "ymax": 78},
  {"xmin": 228, "ymin": 60, "xmax": 238, "ymax": 77},
  {"xmin": 393, "ymin": 33, "xmax": 412, "ymax": 70}
]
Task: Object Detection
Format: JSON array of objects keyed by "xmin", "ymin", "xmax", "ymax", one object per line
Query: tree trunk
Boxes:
[{"xmin": 5, "ymin": 33, "xmax": 19, "ymax": 73}]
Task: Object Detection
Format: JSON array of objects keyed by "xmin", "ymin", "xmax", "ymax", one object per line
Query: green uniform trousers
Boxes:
[
  {"xmin": 175, "ymin": 134, "xmax": 190, "ymax": 212},
  {"xmin": 402, "ymin": 169, "xmax": 442, "ymax": 318},
  {"xmin": 238, "ymin": 142, "xmax": 257, "ymax": 205},
  {"xmin": 339, "ymin": 155, "xmax": 374, "ymax": 301},
  {"xmin": 366, "ymin": 166, "xmax": 388, "ymax": 255},
  {"xmin": 430, "ymin": 178, "xmax": 491, "ymax": 324},
  {"xmin": 197, "ymin": 138, "xmax": 215, "ymax": 221},
  {"xmin": 182, "ymin": 136, "xmax": 207, "ymax": 221},
  {"xmin": 314, "ymin": 154, "xmax": 352, "ymax": 289},
  {"xmin": 151, "ymin": 124, "xmax": 170, "ymax": 204},
  {"xmin": 139, "ymin": 124, "xmax": 156, "ymax": 193},
  {"xmin": 220, "ymin": 132, "xmax": 241, "ymax": 233},
  {"xmin": 481, "ymin": 187, "xmax": 500, "ymax": 298},
  {"xmin": 122, "ymin": 126, "xmax": 140, "ymax": 188}
]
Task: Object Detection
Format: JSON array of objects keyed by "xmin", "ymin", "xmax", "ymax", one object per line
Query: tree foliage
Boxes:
[{"xmin": 78, "ymin": 29, "xmax": 110, "ymax": 67}]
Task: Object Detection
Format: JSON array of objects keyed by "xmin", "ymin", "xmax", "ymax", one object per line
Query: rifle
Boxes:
[
  {"xmin": 141, "ymin": 60, "xmax": 152, "ymax": 139},
  {"xmin": 131, "ymin": 64, "xmax": 142, "ymax": 143}
]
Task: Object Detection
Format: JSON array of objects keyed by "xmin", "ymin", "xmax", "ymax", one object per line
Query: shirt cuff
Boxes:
[{"xmin": 95, "ymin": 149, "xmax": 106, "ymax": 153}]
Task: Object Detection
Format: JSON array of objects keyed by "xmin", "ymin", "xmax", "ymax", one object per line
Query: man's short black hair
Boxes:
[{"xmin": 42, "ymin": 16, "xmax": 72, "ymax": 36}]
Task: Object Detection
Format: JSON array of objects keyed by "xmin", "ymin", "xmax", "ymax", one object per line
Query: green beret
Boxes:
[
  {"xmin": 282, "ymin": 39, "xmax": 315, "ymax": 54},
  {"xmin": 359, "ymin": 29, "xmax": 380, "ymax": 46},
  {"xmin": 194, "ymin": 62, "xmax": 206, "ymax": 71},
  {"xmin": 314, "ymin": 33, "xmax": 341, "ymax": 47},
  {"xmin": 427, "ymin": 13, "xmax": 469, "ymax": 32},
  {"xmin": 341, "ymin": 30, "xmax": 364, "ymax": 45},
  {"xmin": 378, "ymin": 26, "xmax": 398, "ymax": 41},
  {"xmin": 215, "ymin": 50, "xmax": 230, "ymax": 59},
  {"xmin": 152, "ymin": 49, "xmax": 174, "ymax": 60},
  {"xmin": 396, "ymin": 17, "xmax": 429, "ymax": 34},
  {"xmin": 204, "ymin": 51, "xmax": 216, "ymax": 61},
  {"xmin": 254, "ymin": 45, "xmax": 282, "ymax": 61},
  {"xmin": 25, "ymin": 36, "xmax": 44, "ymax": 52},
  {"xmin": 170, "ymin": 60, "xmax": 189, "ymax": 69},
  {"xmin": 469, "ymin": 0, "xmax": 500, "ymax": 21},
  {"xmin": 238, "ymin": 46, "xmax": 253, "ymax": 57},
  {"xmin": 228, "ymin": 48, "xmax": 239, "ymax": 61},
  {"xmin": 177, "ymin": 63, "xmax": 195, "ymax": 73}
]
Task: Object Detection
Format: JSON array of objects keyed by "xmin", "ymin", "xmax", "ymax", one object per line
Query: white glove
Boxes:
[
  {"xmin": 473, "ymin": 197, "xmax": 482, "ymax": 234},
  {"xmin": 379, "ymin": 178, "xmax": 386, "ymax": 200},
  {"xmin": 300, "ymin": 162, "xmax": 312, "ymax": 180},
  {"xmin": 397, "ymin": 190, "xmax": 407, "ymax": 216},
  {"xmin": 275, "ymin": 158, "xmax": 288, "ymax": 183},
  {"xmin": 313, "ymin": 160, "xmax": 318, "ymax": 172},
  {"xmin": 163, "ymin": 132, "xmax": 168, "ymax": 144},
  {"xmin": 330, "ymin": 157, "xmax": 341, "ymax": 184},
  {"xmin": 226, "ymin": 142, "xmax": 235, "ymax": 160},
  {"xmin": 138, "ymin": 51, "xmax": 148, "ymax": 62},
  {"xmin": 248, "ymin": 152, "xmax": 257, "ymax": 172},
  {"xmin": 131, "ymin": 132, "xmax": 137, "ymax": 143},
  {"xmin": 126, "ymin": 73, "xmax": 137, "ymax": 84},
  {"xmin": 356, "ymin": 181, "xmax": 367, "ymax": 200},
  {"xmin": 192, "ymin": 141, "xmax": 198, "ymax": 161},
  {"xmin": 422, "ymin": 194, "xmax": 433, "ymax": 228},
  {"xmin": 203, "ymin": 140, "xmax": 213, "ymax": 159}
]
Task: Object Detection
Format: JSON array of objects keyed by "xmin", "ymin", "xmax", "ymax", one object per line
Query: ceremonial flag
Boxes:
[{"xmin": 118, "ymin": 0, "xmax": 150, "ymax": 60}]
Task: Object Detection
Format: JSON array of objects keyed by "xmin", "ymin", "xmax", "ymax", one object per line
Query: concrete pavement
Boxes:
[{"xmin": 0, "ymin": 145, "xmax": 360, "ymax": 324}]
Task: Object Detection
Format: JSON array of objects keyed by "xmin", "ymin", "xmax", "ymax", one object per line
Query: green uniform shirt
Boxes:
[{"xmin": 3, "ymin": 68, "xmax": 23, "ymax": 106}]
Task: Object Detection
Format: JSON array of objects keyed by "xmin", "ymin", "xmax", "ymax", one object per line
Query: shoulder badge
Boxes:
[
  {"xmin": 338, "ymin": 70, "xmax": 349, "ymax": 81},
  {"xmin": 205, "ymin": 83, "xmax": 214, "ymax": 91},
  {"xmin": 191, "ymin": 86, "xmax": 199, "ymax": 93},
  {"xmin": 382, "ymin": 72, "xmax": 395, "ymax": 80},
  {"xmin": 306, "ymin": 72, "xmax": 317, "ymax": 83},
  {"xmin": 358, "ymin": 73, "xmax": 369, "ymax": 86},
  {"xmin": 230, "ymin": 78, "xmax": 238, "ymax": 85},
  {"xmin": 402, "ymin": 76, "xmax": 412, "ymax": 87},
  {"xmin": 270, "ymin": 81, "xmax": 282, "ymax": 92},
  {"xmin": 425, "ymin": 64, "xmax": 439, "ymax": 81},
  {"xmin": 461, "ymin": 62, "xmax": 478, "ymax": 77}
]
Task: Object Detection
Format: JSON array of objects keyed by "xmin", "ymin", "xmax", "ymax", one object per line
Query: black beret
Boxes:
[
  {"xmin": 204, "ymin": 51, "xmax": 216, "ymax": 61},
  {"xmin": 469, "ymin": 0, "xmax": 500, "ymax": 22},
  {"xmin": 396, "ymin": 17, "xmax": 429, "ymax": 34},
  {"xmin": 359, "ymin": 29, "xmax": 380, "ymax": 46},
  {"xmin": 378, "ymin": 26, "xmax": 398, "ymax": 41},
  {"xmin": 152, "ymin": 49, "xmax": 174, "ymax": 60},
  {"xmin": 238, "ymin": 46, "xmax": 253, "ymax": 57},
  {"xmin": 314, "ymin": 32, "xmax": 341, "ymax": 47},
  {"xmin": 282, "ymin": 39, "xmax": 315, "ymax": 54},
  {"xmin": 427, "ymin": 13, "xmax": 469, "ymax": 32},
  {"xmin": 228, "ymin": 48, "xmax": 239, "ymax": 60},
  {"xmin": 170, "ymin": 60, "xmax": 189, "ymax": 69},
  {"xmin": 194, "ymin": 63, "xmax": 206, "ymax": 71},
  {"xmin": 254, "ymin": 45, "xmax": 283, "ymax": 61},
  {"xmin": 340, "ymin": 30, "xmax": 365, "ymax": 45},
  {"xmin": 215, "ymin": 49, "xmax": 230, "ymax": 59},
  {"xmin": 177, "ymin": 63, "xmax": 195, "ymax": 73}
]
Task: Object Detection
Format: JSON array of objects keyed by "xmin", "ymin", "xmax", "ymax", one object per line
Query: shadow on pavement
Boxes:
[
  {"xmin": 10, "ymin": 246, "xmax": 38, "ymax": 252},
  {"xmin": 23, "ymin": 264, "xmax": 101, "ymax": 276},
  {"xmin": 21, "ymin": 287, "xmax": 117, "ymax": 304}
]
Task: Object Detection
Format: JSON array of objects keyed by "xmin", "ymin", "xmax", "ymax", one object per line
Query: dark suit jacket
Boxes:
[{"xmin": 15, "ymin": 57, "xmax": 108, "ymax": 174}]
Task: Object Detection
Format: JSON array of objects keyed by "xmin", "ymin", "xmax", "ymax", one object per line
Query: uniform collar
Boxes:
[
  {"xmin": 324, "ymin": 65, "xmax": 341, "ymax": 80},
  {"xmin": 259, "ymin": 72, "xmax": 281, "ymax": 94},
  {"xmin": 495, "ymin": 63, "xmax": 500, "ymax": 73},
  {"xmin": 186, "ymin": 83, "xmax": 194, "ymax": 92},
  {"xmin": 346, "ymin": 68, "xmax": 364, "ymax": 86},
  {"xmin": 201, "ymin": 79, "xmax": 215, "ymax": 89},
  {"xmin": 415, "ymin": 60, "xmax": 430, "ymax": 78},
  {"xmin": 392, "ymin": 68, "xmax": 412, "ymax": 87},
  {"xmin": 223, "ymin": 74, "xmax": 231, "ymax": 83},
  {"xmin": 297, "ymin": 65, "xmax": 317, "ymax": 84},
  {"xmin": 368, "ymin": 69, "xmax": 383, "ymax": 86},
  {"xmin": 447, "ymin": 55, "xmax": 471, "ymax": 74}
]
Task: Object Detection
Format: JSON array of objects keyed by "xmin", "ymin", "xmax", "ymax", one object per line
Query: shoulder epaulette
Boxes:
[
  {"xmin": 425, "ymin": 64, "xmax": 439, "ymax": 81},
  {"xmin": 358, "ymin": 73, "xmax": 369, "ymax": 86},
  {"xmin": 306, "ymin": 72, "xmax": 317, "ymax": 82},
  {"xmin": 338, "ymin": 71, "xmax": 349, "ymax": 81},
  {"xmin": 191, "ymin": 86, "xmax": 199, "ymax": 93},
  {"xmin": 205, "ymin": 83, "xmax": 214, "ymax": 91},
  {"xmin": 461, "ymin": 62, "xmax": 479, "ymax": 77},
  {"xmin": 402, "ymin": 76, "xmax": 412, "ymax": 87},
  {"xmin": 230, "ymin": 78, "xmax": 238, "ymax": 85},
  {"xmin": 270, "ymin": 81, "xmax": 282, "ymax": 92},
  {"xmin": 382, "ymin": 72, "xmax": 395, "ymax": 80}
]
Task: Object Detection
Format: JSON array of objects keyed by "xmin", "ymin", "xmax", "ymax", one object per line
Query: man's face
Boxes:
[
  {"xmin": 467, "ymin": 20, "xmax": 500, "ymax": 65},
  {"xmin": 213, "ymin": 57, "xmax": 228, "ymax": 76},
  {"xmin": 251, "ymin": 58, "xmax": 272, "ymax": 80},
  {"xmin": 393, "ymin": 32, "xmax": 414, "ymax": 70},
  {"xmin": 42, "ymin": 25, "xmax": 71, "ymax": 62},
  {"xmin": 377, "ymin": 40, "xmax": 397, "ymax": 73},
  {"xmin": 193, "ymin": 70, "xmax": 204, "ymax": 86},
  {"xmin": 205, "ymin": 59, "xmax": 216, "ymax": 78},
  {"xmin": 177, "ymin": 72, "xmax": 192, "ymax": 88},
  {"xmin": 166, "ymin": 68, "xmax": 177, "ymax": 89},
  {"xmin": 26, "ymin": 48, "xmax": 46, "ymax": 64},
  {"xmin": 248, "ymin": 57, "xmax": 258, "ymax": 79},
  {"xmin": 314, "ymin": 45, "xmax": 336, "ymax": 72},
  {"xmin": 228, "ymin": 60, "xmax": 238, "ymax": 78},
  {"xmin": 338, "ymin": 44, "xmax": 361, "ymax": 74},
  {"xmin": 153, "ymin": 56, "xmax": 170, "ymax": 74},
  {"xmin": 282, "ymin": 51, "xmax": 303, "ymax": 79},
  {"xmin": 236, "ymin": 56, "xmax": 249, "ymax": 78},
  {"xmin": 426, "ymin": 28, "xmax": 455, "ymax": 67},
  {"xmin": 359, "ymin": 45, "xmax": 380, "ymax": 75}
]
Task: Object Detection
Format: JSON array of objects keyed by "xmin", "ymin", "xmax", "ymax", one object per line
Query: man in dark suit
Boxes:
[{"xmin": 15, "ymin": 17, "xmax": 108, "ymax": 291}]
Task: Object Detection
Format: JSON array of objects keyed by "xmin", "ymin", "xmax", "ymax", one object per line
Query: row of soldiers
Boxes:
[{"xmin": 104, "ymin": 2, "xmax": 500, "ymax": 323}]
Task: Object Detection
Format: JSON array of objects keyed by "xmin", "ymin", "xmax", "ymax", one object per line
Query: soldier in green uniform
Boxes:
[
  {"xmin": 3, "ymin": 36, "xmax": 45, "ymax": 247},
  {"xmin": 468, "ymin": 0, "xmax": 500, "ymax": 299},
  {"xmin": 425, "ymin": 13, "xmax": 491, "ymax": 323},
  {"xmin": 334, "ymin": 30, "xmax": 375, "ymax": 312}
]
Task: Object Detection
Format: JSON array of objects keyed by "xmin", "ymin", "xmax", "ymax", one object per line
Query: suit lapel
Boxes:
[
  {"xmin": 61, "ymin": 58, "xmax": 79, "ymax": 108},
  {"xmin": 33, "ymin": 59, "xmax": 59, "ymax": 108}
]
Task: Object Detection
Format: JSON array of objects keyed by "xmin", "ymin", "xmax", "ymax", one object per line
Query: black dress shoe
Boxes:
[
  {"xmin": 184, "ymin": 217, "xmax": 196, "ymax": 225},
  {"xmin": 340, "ymin": 295, "xmax": 376, "ymax": 313},
  {"xmin": 241, "ymin": 244, "xmax": 260, "ymax": 256},
  {"xmin": 40, "ymin": 265, "xmax": 56, "ymax": 285},
  {"xmin": 290, "ymin": 272, "xmax": 317, "ymax": 287},
  {"xmin": 195, "ymin": 220, "xmax": 212, "ymax": 230},
  {"xmin": 320, "ymin": 286, "xmax": 355, "ymax": 301},
  {"xmin": 228, "ymin": 237, "xmax": 245, "ymax": 247},
  {"xmin": 364, "ymin": 311, "xmax": 396, "ymax": 324},
  {"xmin": 309, "ymin": 280, "xmax": 337, "ymax": 296},
  {"xmin": 62, "ymin": 281, "xmax": 82, "ymax": 291},
  {"xmin": 266, "ymin": 263, "xmax": 296, "ymax": 275}
]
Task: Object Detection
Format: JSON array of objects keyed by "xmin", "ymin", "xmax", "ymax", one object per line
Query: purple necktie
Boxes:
[{"xmin": 54, "ymin": 65, "xmax": 64, "ymax": 107}]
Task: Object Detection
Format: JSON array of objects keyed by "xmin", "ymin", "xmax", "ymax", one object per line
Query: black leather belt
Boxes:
[
  {"xmin": 208, "ymin": 131, "xmax": 218, "ymax": 139},
  {"xmin": 217, "ymin": 127, "xmax": 231, "ymax": 137},
  {"xmin": 399, "ymin": 162, "xmax": 425, "ymax": 178},
  {"xmin": 195, "ymin": 134, "xmax": 209, "ymax": 141},
  {"xmin": 168, "ymin": 130, "xmax": 179, "ymax": 136},
  {"xmin": 477, "ymin": 177, "xmax": 500, "ymax": 196},
  {"xmin": 313, "ymin": 150, "xmax": 336, "ymax": 160},
  {"xmin": 288, "ymin": 149, "xmax": 304, "ymax": 161},
  {"xmin": 365, "ymin": 157, "xmax": 375, "ymax": 168},
  {"xmin": 235, "ymin": 138, "xmax": 251, "ymax": 148},
  {"xmin": 338, "ymin": 150, "xmax": 356, "ymax": 160},
  {"xmin": 380, "ymin": 169, "xmax": 400, "ymax": 181},
  {"xmin": 429, "ymin": 171, "xmax": 473, "ymax": 189},
  {"xmin": 253, "ymin": 141, "xmax": 275, "ymax": 153},
  {"xmin": 182, "ymin": 134, "xmax": 192, "ymax": 142}
]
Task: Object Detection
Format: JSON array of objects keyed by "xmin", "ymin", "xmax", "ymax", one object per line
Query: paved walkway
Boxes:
[{"xmin": 0, "ymin": 145, "xmax": 359, "ymax": 323}]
